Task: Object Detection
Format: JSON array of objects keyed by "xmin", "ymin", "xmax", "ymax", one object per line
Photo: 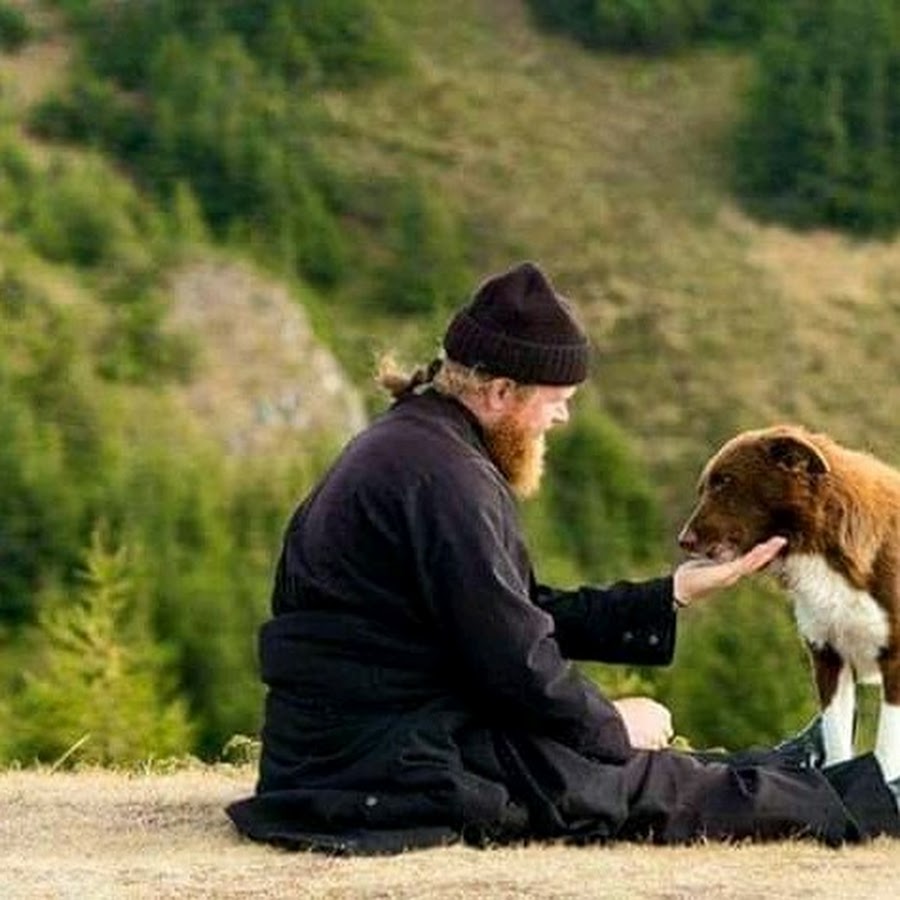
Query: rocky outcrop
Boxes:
[{"xmin": 168, "ymin": 261, "xmax": 366, "ymax": 454}]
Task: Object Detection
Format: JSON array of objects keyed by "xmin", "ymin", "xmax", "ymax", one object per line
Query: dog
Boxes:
[{"xmin": 677, "ymin": 424, "xmax": 900, "ymax": 780}]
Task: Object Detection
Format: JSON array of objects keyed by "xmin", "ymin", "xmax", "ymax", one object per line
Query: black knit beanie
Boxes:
[{"xmin": 442, "ymin": 262, "xmax": 589, "ymax": 385}]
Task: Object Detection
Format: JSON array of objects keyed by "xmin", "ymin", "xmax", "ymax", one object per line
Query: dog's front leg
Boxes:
[
  {"xmin": 875, "ymin": 650, "xmax": 900, "ymax": 780},
  {"xmin": 811, "ymin": 646, "xmax": 855, "ymax": 765}
]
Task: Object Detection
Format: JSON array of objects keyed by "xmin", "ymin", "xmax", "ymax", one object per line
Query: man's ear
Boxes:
[
  {"xmin": 765, "ymin": 434, "xmax": 830, "ymax": 475},
  {"xmin": 484, "ymin": 377, "xmax": 516, "ymax": 412}
]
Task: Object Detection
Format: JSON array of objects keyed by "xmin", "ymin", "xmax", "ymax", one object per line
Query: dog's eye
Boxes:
[{"xmin": 708, "ymin": 472, "xmax": 734, "ymax": 492}]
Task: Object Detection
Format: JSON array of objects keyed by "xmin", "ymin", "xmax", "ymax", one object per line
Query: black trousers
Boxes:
[{"xmin": 682, "ymin": 746, "xmax": 900, "ymax": 844}]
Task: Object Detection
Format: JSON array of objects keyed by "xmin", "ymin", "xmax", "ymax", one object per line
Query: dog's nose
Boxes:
[{"xmin": 678, "ymin": 527, "xmax": 698, "ymax": 553}]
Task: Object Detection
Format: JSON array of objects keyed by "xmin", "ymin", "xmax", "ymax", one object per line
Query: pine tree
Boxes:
[
  {"xmin": 7, "ymin": 531, "xmax": 194, "ymax": 766},
  {"xmin": 736, "ymin": 0, "xmax": 900, "ymax": 232}
]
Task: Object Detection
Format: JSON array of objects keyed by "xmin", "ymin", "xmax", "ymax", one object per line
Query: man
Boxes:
[{"xmin": 227, "ymin": 262, "xmax": 900, "ymax": 853}]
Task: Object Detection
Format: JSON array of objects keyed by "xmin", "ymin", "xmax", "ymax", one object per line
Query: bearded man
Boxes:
[{"xmin": 227, "ymin": 262, "xmax": 900, "ymax": 853}]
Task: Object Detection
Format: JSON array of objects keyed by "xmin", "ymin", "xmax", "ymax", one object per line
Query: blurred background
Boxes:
[{"xmin": 1, "ymin": 0, "xmax": 897, "ymax": 765}]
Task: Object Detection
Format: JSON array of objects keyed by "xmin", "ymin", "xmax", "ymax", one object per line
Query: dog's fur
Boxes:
[{"xmin": 678, "ymin": 424, "xmax": 900, "ymax": 779}]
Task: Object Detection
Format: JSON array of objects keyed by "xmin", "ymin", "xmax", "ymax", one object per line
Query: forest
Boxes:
[{"xmin": 2, "ymin": 0, "xmax": 899, "ymax": 764}]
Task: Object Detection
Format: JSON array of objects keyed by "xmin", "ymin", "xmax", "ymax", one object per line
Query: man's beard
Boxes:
[{"xmin": 483, "ymin": 415, "xmax": 546, "ymax": 499}]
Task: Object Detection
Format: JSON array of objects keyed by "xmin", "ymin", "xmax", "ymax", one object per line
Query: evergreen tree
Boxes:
[
  {"xmin": 374, "ymin": 176, "xmax": 470, "ymax": 317},
  {"xmin": 525, "ymin": 0, "xmax": 779, "ymax": 52},
  {"xmin": 7, "ymin": 532, "xmax": 194, "ymax": 766},
  {"xmin": 736, "ymin": 0, "xmax": 900, "ymax": 232},
  {"xmin": 0, "ymin": 2, "xmax": 32, "ymax": 52}
]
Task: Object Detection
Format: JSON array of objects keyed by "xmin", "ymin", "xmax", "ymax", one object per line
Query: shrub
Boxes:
[
  {"xmin": 542, "ymin": 400, "xmax": 664, "ymax": 583},
  {"xmin": 700, "ymin": 0, "xmax": 779, "ymax": 42},
  {"xmin": 523, "ymin": 401, "xmax": 666, "ymax": 708},
  {"xmin": 0, "ymin": 133, "xmax": 33, "ymax": 224},
  {"xmin": 657, "ymin": 582, "xmax": 816, "ymax": 749},
  {"xmin": 0, "ymin": 379, "xmax": 81, "ymax": 623},
  {"xmin": 57, "ymin": 0, "xmax": 186, "ymax": 90},
  {"xmin": 0, "ymin": 283, "xmax": 99, "ymax": 623},
  {"xmin": 96, "ymin": 295, "xmax": 196, "ymax": 385},
  {"xmin": 26, "ymin": 168, "xmax": 127, "ymax": 267},
  {"xmin": 589, "ymin": 0, "xmax": 708, "ymax": 53},
  {"xmin": 0, "ymin": 2, "xmax": 33, "ymax": 52},
  {"xmin": 525, "ymin": 0, "xmax": 781, "ymax": 53},
  {"xmin": 254, "ymin": 3, "xmax": 321, "ymax": 85},
  {"xmin": 374, "ymin": 176, "xmax": 471, "ymax": 317},
  {"xmin": 20, "ymin": 153, "xmax": 167, "ymax": 269},
  {"xmin": 29, "ymin": 72, "xmax": 154, "ymax": 159},
  {"xmin": 91, "ymin": 32, "xmax": 345, "ymax": 286},
  {"xmin": 54, "ymin": 0, "xmax": 405, "ymax": 88},
  {"xmin": 277, "ymin": 0, "xmax": 405, "ymax": 84}
]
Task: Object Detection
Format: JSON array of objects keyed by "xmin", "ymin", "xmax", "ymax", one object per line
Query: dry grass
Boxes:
[
  {"xmin": 2, "ymin": 767, "xmax": 899, "ymax": 899},
  {"xmin": 0, "ymin": 1, "xmax": 70, "ymax": 120}
]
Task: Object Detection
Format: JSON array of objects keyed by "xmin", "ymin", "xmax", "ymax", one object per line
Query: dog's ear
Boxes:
[{"xmin": 765, "ymin": 434, "xmax": 830, "ymax": 475}]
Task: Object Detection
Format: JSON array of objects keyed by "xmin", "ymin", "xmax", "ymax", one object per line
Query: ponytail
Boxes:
[{"xmin": 375, "ymin": 354, "xmax": 444, "ymax": 399}]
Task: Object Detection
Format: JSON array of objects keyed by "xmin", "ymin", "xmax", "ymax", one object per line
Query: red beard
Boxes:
[{"xmin": 483, "ymin": 414, "xmax": 546, "ymax": 499}]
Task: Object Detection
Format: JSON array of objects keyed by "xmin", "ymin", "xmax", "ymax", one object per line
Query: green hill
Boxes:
[
  {"xmin": 10, "ymin": 0, "xmax": 900, "ymax": 515},
  {"xmin": 320, "ymin": 0, "xmax": 900, "ymax": 517}
]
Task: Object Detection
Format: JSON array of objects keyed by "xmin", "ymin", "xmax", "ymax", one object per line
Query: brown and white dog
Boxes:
[{"xmin": 678, "ymin": 424, "xmax": 900, "ymax": 779}]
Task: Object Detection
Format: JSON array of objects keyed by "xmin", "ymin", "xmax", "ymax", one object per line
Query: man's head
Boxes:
[{"xmin": 437, "ymin": 262, "xmax": 589, "ymax": 497}]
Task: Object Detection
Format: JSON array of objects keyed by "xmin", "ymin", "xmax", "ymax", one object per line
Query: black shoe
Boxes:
[{"xmin": 772, "ymin": 716, "xmax": 826, "ymax": 769}]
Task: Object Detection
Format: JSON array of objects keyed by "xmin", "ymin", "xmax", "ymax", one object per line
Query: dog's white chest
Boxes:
[{"xmin": 780, "ymin": 554, "xmax": 889, "ymax": 680}]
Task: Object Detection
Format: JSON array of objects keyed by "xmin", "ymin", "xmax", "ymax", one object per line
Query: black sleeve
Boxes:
[
  {"xmin": 409, "ymin": 471, "xmax": 632, "ymax": 763},
  {"xmin": 533, "ymin": 577, "xmax": 678, "ymax": 666}
]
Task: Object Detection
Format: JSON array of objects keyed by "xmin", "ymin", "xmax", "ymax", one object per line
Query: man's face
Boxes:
[
  {"xmin": 484, "ymin": 384, "xmax": 577, "ymax": 498},
  {"xmin": 506, "ymin": 385, "xmax": 576, "ymax": 438}
]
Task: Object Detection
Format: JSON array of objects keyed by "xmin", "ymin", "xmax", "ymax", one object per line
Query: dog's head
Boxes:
[{"xmin": 678, "ymin": 425, "xmax": 830, "ymax": 562}]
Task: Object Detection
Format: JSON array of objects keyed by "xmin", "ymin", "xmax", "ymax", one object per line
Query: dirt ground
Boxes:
[{"xmin": 2, "ymin": 766, "xmax": 900, "ymax": 899}]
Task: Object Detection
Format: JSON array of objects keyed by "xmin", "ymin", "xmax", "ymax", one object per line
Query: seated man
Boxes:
[{"xmin": 227, "ymin": 262, "xmax": 900, "ymax": 853}]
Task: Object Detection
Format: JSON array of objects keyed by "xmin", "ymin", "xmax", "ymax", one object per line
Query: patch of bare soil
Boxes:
[{"xmin": 2, "ymin": 767, "xmax": 899, "ymax": 899}]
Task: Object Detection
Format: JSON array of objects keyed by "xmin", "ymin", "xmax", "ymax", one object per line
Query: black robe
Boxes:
[{"xmin": 227, "ymin": 390, "xmax": 899, "ymax": 853}]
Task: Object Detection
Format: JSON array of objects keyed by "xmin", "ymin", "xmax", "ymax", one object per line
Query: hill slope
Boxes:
[
  {"xmin": 321, "ymin": 0, "xmax": 900, "ymax": 520},
  {"xmin": 3, "ymin": 0, "xmax": 900, "ymax": 757},
  {"xmin": 7, "ymin": 0, "xmax": 900, "ymax": 521}
]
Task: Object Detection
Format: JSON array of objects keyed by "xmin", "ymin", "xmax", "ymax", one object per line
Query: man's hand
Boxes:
[
  {"xmin": 673, "ymin": 535, "xmax": 787, "ymax": 606},
  {"xmin": 613, "ymin": 696, "xmax": 674, "ymax": 751}
]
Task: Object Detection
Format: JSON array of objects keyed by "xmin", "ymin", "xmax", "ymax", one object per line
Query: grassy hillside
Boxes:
[
  {"xmin": 8, "ymin": 0, "xmax": 900, "ymax": 529},
  {"xmin": 316, "ymin": 0, "xmax": 900, "ymax": 524}
]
